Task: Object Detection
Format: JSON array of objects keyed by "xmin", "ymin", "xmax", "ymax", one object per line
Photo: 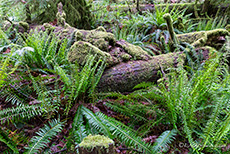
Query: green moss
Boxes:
[
  {"xmin": 177, "ymin": 29, "xmax": 229, "ymax": 48},
  {"xmin": 226, "ymin": 25, "xmax": 230, "ymax": 32},
  {"xmin": 177, "ymin": 31, "xmax": 206, "ymax": 44},
  {"xmin": 78, "ymin": 29, "xmax": 116, "ymax": 51},
  {"xmin": 74, "ymin": 30, "xmax": 84, "ymax": 41},
  {"xmin": 79, "ymin": 134, "xmax": 114, "ymax": 149},
  {"xmin": 118, "ymin": 41, "xmax": 149, "ymax": 60},
  {"xmin": 43, "ymin": 23, "xmax": 55, "ymax": 32},
  {"xmin": 68, "ymin": 41, "xmax": 113, "ymax": 65},
  {"xmin": 177, "ymin": 31, "xmax": 207, "ymax": 47},
  {"xmin": 121, "ymin": 53, "xmax": 131, "ymax": 61},
  {"xmin": 19, "ymin": 21, "xmax": 29, "ymax": 31},
  {"xmin": 163, "ymin": 13, "xmax": 179, "ymax": 46},
  {"xmin": 95, "ymin": 26, "xmax": 106, "ymax": 32},
  {"xmin": 206, "ymin": 29, "xmax": 229, "ymax": 38}
]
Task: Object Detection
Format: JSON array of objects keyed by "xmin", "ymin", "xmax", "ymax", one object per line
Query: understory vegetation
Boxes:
[{"xmin": 0, "ymin": 0, "xmax": 230, "ymax": 153}]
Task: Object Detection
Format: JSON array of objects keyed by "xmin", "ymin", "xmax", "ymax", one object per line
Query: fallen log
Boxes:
[
  {"xmin": 97, "ymin": 52, "xmax": 185, "ymax": 92},
  {"xmin": 7, "ymin": 3, "xmax": 228, "ymax": 93}
]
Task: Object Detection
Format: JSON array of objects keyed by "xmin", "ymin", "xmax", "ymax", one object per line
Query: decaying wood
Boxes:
[
  {"xmin": 79, "ymin": 135, "xmax": 115, "ymax": 154},
  {"xmin": 9, "ymin": 2, "xmax": 229, "ymax": 93},
  {"xmin": 97, "ymin": 52, "xmax": 185, "ymax": 92},
  {"xmin": 79, "ymin": 144, "xmax": 114, "ymax": 154}
]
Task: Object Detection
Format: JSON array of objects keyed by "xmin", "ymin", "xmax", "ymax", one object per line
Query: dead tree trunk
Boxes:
[{"xmin": 97, "ymin": 52, "xmax": 185, "ymax": 92}]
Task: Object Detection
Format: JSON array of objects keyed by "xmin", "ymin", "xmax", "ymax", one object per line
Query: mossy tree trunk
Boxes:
[
  {"xmin": 97, "ymin": 52, "xmax": 185, "ymax": 92},
  {"xmin": 59, "ymin": 0, "xmax": 92, "ymax": 29}
]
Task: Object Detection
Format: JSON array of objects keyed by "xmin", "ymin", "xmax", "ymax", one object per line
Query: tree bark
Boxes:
[{"xmin": 97, "ymin": 52, "xmax": 185, "ymax": 92}]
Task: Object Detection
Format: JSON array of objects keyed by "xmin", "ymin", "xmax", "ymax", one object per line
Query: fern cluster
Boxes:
[
  {"xmin": 66, "ymin": 105, "xmax": 177, "ymax": 153},
  {"xmin": 143, "ymin": 52, "xmax": 230, "ymax": 152}
]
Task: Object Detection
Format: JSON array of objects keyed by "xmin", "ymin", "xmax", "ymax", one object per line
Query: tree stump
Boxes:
[{"xmin": 79, "ymin": 134, "xmax": 115, "ymax": 154}]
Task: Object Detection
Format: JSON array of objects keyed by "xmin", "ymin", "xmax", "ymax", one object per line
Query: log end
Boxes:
[{"xmin": 79, "ymin": 134, "xmax": 114, "ymax": 154}]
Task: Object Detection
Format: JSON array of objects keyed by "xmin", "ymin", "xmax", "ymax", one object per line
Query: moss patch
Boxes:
[
  {"xmin": 79, "ymin": 134, "xmax": 114, "ymax": 149},
  {"xmin": 176, "ymin": 29, "xmax": 229, "ymax": 48},
  {"xmin": 68, "ymin": 41, "xmax": 114, "ymax": 65},
  {"xmin": 19, "ymin": 21, "xmax": 29, "ymax": 32},
  {"xmin": 177, "ymin": 31, "xmax": 207, "ymax": 46},
  {"xmin": 116, "ymin": 40, "xmax": 149, "ymax": 60},
  {"xmin": 78, "ymin": 27, "xmax": 116, "ymax": 51}
]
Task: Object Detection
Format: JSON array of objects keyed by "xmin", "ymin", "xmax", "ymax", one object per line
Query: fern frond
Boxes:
[
  {"xmin": 153, "ymin": 129, "xmax": 177, "ymax": 153},
  {"xmin": 81, "ymin": 106, "xmax": 112, "ymax": 139},
  {"xmin": 0, "ymin": 128, "xmax": 19, "ymax": 154},
  {"xmin": 0, "ymin": 104, "xmax": 44, "ymax": 124},
  {"xmin": 105, "ymin": 101, "xmax": 148, "ymax": 122},
  {"xmin": 67, "ymin": 105, "xmax": 87, "ymax": 149},
  {"xmin": 24, "ymin": 118, "xmax": 64, "ymax": 154},
  {"xmin": 96, "ymin": 112, "xmax": 153, "ymax": 154}
]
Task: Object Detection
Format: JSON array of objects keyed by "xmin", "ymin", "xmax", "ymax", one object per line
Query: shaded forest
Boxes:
[{"xmin": 0, "ymin": 0, "xmax": 230, "ymax": 153}]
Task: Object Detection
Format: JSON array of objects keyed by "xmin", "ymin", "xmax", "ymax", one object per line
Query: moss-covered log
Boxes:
[
  {"xmin": 30, "ymin": 24, "xmax": 227, "ymax": 92},
  {"xmin": 13, "ymin": 6, "xmax": 228, "ymax": 93},
  {"xmin": 97, "ymin": 52, "xmax": 185, "ymax": 92}
]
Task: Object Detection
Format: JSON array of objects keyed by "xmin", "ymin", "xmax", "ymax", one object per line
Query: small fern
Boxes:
[{"xmin": 24, "ymin": 118, "xmax": 64, "ymax": 154}]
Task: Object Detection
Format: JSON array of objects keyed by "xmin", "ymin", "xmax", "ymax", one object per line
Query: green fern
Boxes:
[
  {"xmin": 0, "ymin": 128, "xmax": 19, "ymax": 154},
  {"xmin": 81, "ymin": 106, "xmax": 112, "ymax": 139},
  {"xmin": 67, "ymin": 105, "xmax": 87, "ymax": 150},
  {"xmin": 24, "ymin": 118, "xmax": 64, "ymax": 154},
  {"xmin": 13, "ymin": 30, "xmax": 69, "ymax": 73},
  {"xmin": 153, "ymin": 129, "xmax": 177, "ymax": 153},
  {"xmin": 0, "ymin": 104, "xmax": 44, "ymax": 124},
  {"xmin": 105, "ymin": 101, "xmax": 148, "ymax": 122},
  {"xmin": 55, "ymin": 55, "xmax": 106, "ymax": 102},
  {"xmin": 93, "ymin": 111, "xmax": 154, "ymax": 153}
]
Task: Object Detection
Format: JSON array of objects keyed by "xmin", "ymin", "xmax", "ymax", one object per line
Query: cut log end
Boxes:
[{"xmin": 79, "ymin": 135, "xmax": 114, "ymax": 154}]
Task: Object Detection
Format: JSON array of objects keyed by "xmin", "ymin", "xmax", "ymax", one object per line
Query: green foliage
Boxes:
[
  {"xmin": 27, "ymin": 72, "xmax": 62, "ymax": 119},
  {"xmin": 0, "ymin": 28, "xmax": 10, "ymax": 46},
  {"xmin": 186, "ymin": 16, "xmax": 229, "ymax": 32},
  {"xmin": 55, "ymin": 55, "xmax": 106, "ymax": 103},
  {"xmin": 13, "ymin": 30, "xmax": 68, "ymax": 73},
  {"xmin": 0, "ymin": 55, "xmax": 10, "ymax": 87},
  {"xmin": 0, "ymin": 128, "xmax": 19, "ymax": 154},
  {"xmin": 0, "ymin": 104, "xmax": 44, "ymax": 124},
  {"xmin": 0, "ymin": 0, "xmax": 93, "ymax": 29},
  {"xmin": 82, "ymin": 106, "xmax": 153, "ymax": 153},
  {"xmin": 66, "ymin": 105, "xmax": 177, "ymax": 153},
  {"xmin": 153, "ymin": 129, "xmax": 177, "ymax": 153},
  {"xmin": 66, "ymin": 105, "xmax": 87, "ymax": 150},
  {"xmin": 152, "ymin": 53, "xmax": 230, "ymax": 152},
  {"xmin": 24, "ymin": 118, "xmax": 64, "ymax": 154}
]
